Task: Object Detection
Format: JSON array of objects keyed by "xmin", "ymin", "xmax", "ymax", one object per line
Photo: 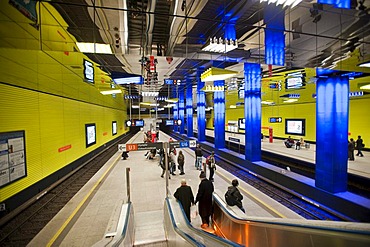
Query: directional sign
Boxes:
[
  {"xmin": 179, "ymin": 141, "xmax": 189, "ymax": 148},
  {"xmin": 189, "ymin": 140, "xmax": 197, "ymax": 148},
  {"xmin": 118, "ymin": 144, "xmax": 127, "ymax": 152},
  {"xmin": 228, "ymin": 137, "xmax": 240, "ymax": 143},
  {"xmin": 126, "ymin": 142, "xmax": 163, "ymax": 151},
  {"xmin": 170, "ymin": 141, "xmax": 192, "ymax": 149},
  {"xmin": 169, "ymin": 142, "xmax": 181, "ymax": 149}
]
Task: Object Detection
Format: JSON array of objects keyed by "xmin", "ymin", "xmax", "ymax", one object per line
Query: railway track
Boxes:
[
  {"xmin": 0, "ymin": 132, "xmax": 136, "ymax": 247},
  {"xmin": 169, "ymin": 132, "xmax": 349, "ymax": 221}
]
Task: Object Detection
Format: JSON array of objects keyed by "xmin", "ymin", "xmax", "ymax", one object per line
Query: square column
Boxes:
[
  {"xmin": 244, "ymin": 63, "xmax": 262, "ymax": 162},
  {"xmin": 186, "ymin": 81, "xmax": 193, "ymax": 137},
  {"xmin": 315, "ymin": 72, "xmax": 349, "ymax": 193},
  {"xmin": 197, "ymin": 67, "xmax": 206, "ymax": 141},
  {"xmin": 179, "ymin": 89, "xmax": 185, "ymax": 134},
  {"xmin": 214, "ymin": 79, "xmax": 225, "ymax": 149}
]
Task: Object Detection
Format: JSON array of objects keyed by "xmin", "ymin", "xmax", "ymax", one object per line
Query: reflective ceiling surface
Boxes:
[{"xmin": 29, "ymin": 1, "xmax": 370, "ymax": 105}]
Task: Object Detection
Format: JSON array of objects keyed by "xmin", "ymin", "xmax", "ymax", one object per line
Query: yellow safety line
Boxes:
[
  {"xmin": 216, "ymin": 170, "xmax": 287, "ymax": 218},
  {"xmin": 47, "ymin": 154, "xmax": 122, "ymax": 247}
]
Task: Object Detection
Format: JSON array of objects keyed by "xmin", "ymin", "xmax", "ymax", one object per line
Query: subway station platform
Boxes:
[
  {"xmin": 28, "ymin": 131, "xmax": 307, "ymax": 247},
  {"xmin": 205, "ymin": 130, "xmax": 370, "ymax": 179}
]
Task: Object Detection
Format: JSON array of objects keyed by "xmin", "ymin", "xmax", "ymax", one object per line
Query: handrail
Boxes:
[
  {"xmin": 212, "ymin": 192, "xmax": 370, "ymax": 247},
  {"xmin": 164, "ymin": 197, "xmax": 243, "ymax": 247},
  {"xmin": 111, "ymin": 202, "xmax": 134, "ymax": 247},
  {"xmin": 164, "ymin": 198, "xmax": 205, "ymax": 247}
]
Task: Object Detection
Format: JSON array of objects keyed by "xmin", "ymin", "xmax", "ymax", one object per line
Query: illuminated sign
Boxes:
[
  {"xmin": 269, "ymin": 117, "xmax": 282, "ymax": 123},
  {"xmin": 83, "ymin": 59, "xmax": 94, "ymax": 83}
]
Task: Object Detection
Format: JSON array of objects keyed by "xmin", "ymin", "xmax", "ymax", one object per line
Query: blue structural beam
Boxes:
[
  {"xmin": 179, "ymin": 88, "xmax": 185, "ymax": 134},
  {"xmin": 264, "ymin": 4, "xmax": 285, "ymax": 66},
  {"xmin": 214, "ymin": 79, "xmax": 225, "ymax": 149},
  {"xmin": 315, "ymin": 70, "xmax": 349, "ymax": 193},
  {"xmin": 186, "ymin": 80, "xmax": 193, "ymax": 137},
  {"xmin": 244, "ymin": 63, "xmax": 262, "ymax": 161},
  {"xmin": 197, "ymin": 67, "xmax": 206, "ymax": 141},
  {"xmin": 173, "ymin": 102, "xmax": 178, "ymax": 132}
]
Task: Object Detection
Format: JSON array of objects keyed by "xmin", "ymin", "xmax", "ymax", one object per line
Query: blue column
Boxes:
[
  {"xmin": 244, "ymin": 63, "xmax": 262, "ymax": 161},
  {"xmin": 197, "ymin": 67, "xmax": 206, "ymax": 141},
  {"xmin": 179, "ymin": 88, "xmax": 185, "ymax": 134},
  {"xmin": 186, "ymin": 79, "xmax": 193, "ymax": 137},
  {"xmin": 315, "ymin": 70, "xmax": 349, "ymax": 193},
  {"xmin": 214, "ymin": 79, "xmax": 225, "ymax": 149},
  {"xmin": 264, "ymin": 4, "xmax": 285, "ymax": 66},
  {"xmin": 173, "ymin": 100, "xmax": 178, "ymax": 132}
]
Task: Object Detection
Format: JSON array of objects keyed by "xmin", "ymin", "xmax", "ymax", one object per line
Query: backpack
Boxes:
[{"xmin": 225, "ymin": 189, "xmax": 236, "ymax": 206}]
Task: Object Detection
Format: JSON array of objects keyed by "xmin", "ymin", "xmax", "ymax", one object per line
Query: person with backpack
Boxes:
[
  {"xmin": 206, "ymin": 151, "xmax": 216, "ymax": 182},
  {"xmin": 225, "ymin": 179, "xmax": 245, "ymax": 213},
  {"xmin": 194, "ymin": 144, "xmax": 203, "ymax": 170}
]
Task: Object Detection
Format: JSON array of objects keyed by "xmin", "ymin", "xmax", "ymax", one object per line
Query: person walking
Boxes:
[
  {"xmin": 195, "ymin": 171, "xmax": 214, "ymax": 228},
  {"xmin": 225, "ymin": 179, "xmax": 245, "ymax": 213},
  {"xmin": 348, "ymin": 139, "xmax": 355, "ymax": 161},
  {"xmin": 174, "ymin": 179, "xmax": 194, "ymax": 222},
  {"xmin": 177, "ymin": 150, "xmax": 185, "ymax": 175},
  {"xmin": 356, "ymin": 135, "xmax": 364, "ymax": 157},
  {"xmin": 206, "ymin": 152, "xmax": 216, "ymax": 182},
  {"xmin": 195, "ymin": 144, "xmax": 203, "ymax": 170}
]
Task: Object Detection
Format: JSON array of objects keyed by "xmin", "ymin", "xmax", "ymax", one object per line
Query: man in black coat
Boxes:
[
  {"xmin": 174, "ymin": 179, "xmax": 194, "ymax": 222},
  {"xmin": 195, "ymin": 171, "xmax": 214, "ymax": 228}
]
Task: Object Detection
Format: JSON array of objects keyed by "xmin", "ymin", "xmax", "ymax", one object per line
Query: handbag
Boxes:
[{"xmin": 190, "ymin": 205, "xmax": 198, "ymax": 219}]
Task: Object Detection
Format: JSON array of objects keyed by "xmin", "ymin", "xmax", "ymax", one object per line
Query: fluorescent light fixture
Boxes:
[
  {"xmin": 142, "ymin": 91, "xmax": 159, "ymax": 97},
  {"xmin": 261, "ymin": 100, "xmax": 275, "ymax": 105},
  {"xmin": 165, "ymin": 98, "xmax": 178, "ymax": 103},
  {"xmin": 283, "ymin": 99, "xmax": 298, "ymax": 103},
  {"xmin": 358, "ymin": 61, "xmax": 370, "ymax": 68},
  {"xmin": 230, "ymin": 105, "xmax": 237, "ymax": 108},
  {"xmin": 164, "ymin": 104, "xmax": 176, "ymax": 108},
  {"xmin": 260, "ymin": 0, "xmax": 302, "ymax": 8},
  {"xmin": 132, "ymin": 105, "xmax": 140, "ymax": 108},
  {"xmin": 360, "ymin": 84, "xmax": 370, "ymax": 90},
  {"xmin": 202, "ymin": 85, "xmax": 225, "ymax": 92},
  {"xmin": 202, "ymin": 37, "xmax": 238, "ymax": 53},
  {"xmin": 76, "ymin": 42, "xmax": 113, "ymax": 54},
  {"xmin": 113, "ymin": 76, "xmax": 143, "ymax": 85},
  {"xmin": 100, "ymin": 89, "xmax": 122, "ymax": 95},
  {"xmin": 201, "ymin": 67, "xmax": 238, "ymax": 82},
  {"xmin": 157, "ymin": 108, "xmax": 165, "ymax": 111}
]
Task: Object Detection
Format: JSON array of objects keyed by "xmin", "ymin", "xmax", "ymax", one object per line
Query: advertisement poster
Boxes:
[{"xmin": 0, "ymin": 131, "xmax": 27, "ymax": 187}]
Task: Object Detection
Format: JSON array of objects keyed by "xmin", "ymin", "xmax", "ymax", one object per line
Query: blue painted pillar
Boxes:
[
  {"xmin": 186, "ymin": 79, "xmax": 193, "ymax": 137},
  {"xmin": 214, "ymin": 79, "xmax": 225, "ymax": 149},
  {"xmin": 179, "ymin": 88, "xmax": 185, "ymax": 134},
  {"xmin": 173, "ymin": 100, "xmax": 178, "ymax": 132},
  {"xmin": 264, "ymin": 4, "xmax": 285, "ymax": 66},
  {"xmin": 244, "ymin": 63, "xmax": 262, "ymax": 161},
  {"xmin": 315, "ymin": 69, "xmax": 349, "ymax": 193},
  {"xmin": 197, "ymin": 67, "xmax": 206, "ymax": 141}
]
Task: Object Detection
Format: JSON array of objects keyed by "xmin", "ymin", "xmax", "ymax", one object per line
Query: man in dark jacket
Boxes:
[
  {"xmin": 356, "ymin": 135, "xmax": 364, "ymax": 157},
  {"xmin": 195, "ymin": 144, "xmax": 203, "ymax": 170},
  {"xmin": 226, "ymin": 179, "xmax": 245, "ymax": 213},
  {"xmin": 195, "ymin": 171, "xmax": 214, "ymax": 228},
  {"xmin": 174, "ymin": 179, "xmax": 194, "ymax": 222}
]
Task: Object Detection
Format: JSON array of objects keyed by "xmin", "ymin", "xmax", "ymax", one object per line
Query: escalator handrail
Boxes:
[
  {"xmin": 213, "ymin": 193, "xmax": 370, "ymax": 235},
  {"xmin": 172, "ymin": 198, "xmax": 243, "ymax": 247},
  {"xmin": 111, "ymin": 202, "xmax": 133, "ymax": 247},
  {"xmin": 165, "ymin": 198, "xmax": 206, "ymax": 247}
]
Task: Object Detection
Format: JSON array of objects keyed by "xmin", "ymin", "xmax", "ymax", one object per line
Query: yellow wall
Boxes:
[{"xmin": 0, "ymin": 2, "xmax": 128, "ymax": 201}]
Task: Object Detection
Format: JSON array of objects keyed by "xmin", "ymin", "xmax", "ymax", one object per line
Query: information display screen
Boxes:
[
  {"xmin": 285, "ymin": 119, "xmax": 305, "ymax": 136},
  {"xmin": 165, "ymin": 120, "xmax": 174, "ymax": 126},
  {"xmin": 112, "ymin": 121, "xmax": 117, "ymax": 135},
  {"xmin": 238, "ymin": 118, "xmax": 245, "ymax": 130},
  {"xmin": 85, "ymin": 123, "xmax": 96, "ymax": 147}
]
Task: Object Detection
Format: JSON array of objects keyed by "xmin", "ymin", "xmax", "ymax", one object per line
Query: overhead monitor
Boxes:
[
  {"xmin": 238, "ymin": 118, "xmax": 245, "ymax": 130},
  {"xmin": 165, "ymin": 119, "xmax": 174, "ymax": 126},
  {"xmin": 285, "ymin": 119, "xmax": 305, "ymax": 136}
]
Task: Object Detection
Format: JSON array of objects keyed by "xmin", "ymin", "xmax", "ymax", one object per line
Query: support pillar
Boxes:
[
  {"xmin": 179, "ymin": 88, "xmax": 185, "ymax": 134},
  {"xmin": 197, "ymin": 67, "xmax": 206, "ymax": 141},
  {"xmin": 186, "ymin": 80, "xmax": 193, "ymax": 137},
  {"xmin": 315, "ymin": 70, "xmax": 349, "ymax": 193},
  {"xmin": 244, "ymin": 63, "xmax": 262, "ymax": 161},
  {"xmin": 214, "ymin": 79, "xmax": 225, "ymax": 149}
]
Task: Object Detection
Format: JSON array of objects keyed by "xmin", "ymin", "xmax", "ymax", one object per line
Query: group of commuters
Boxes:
[
  {"xmin": 348, "ymin": 135, "xmax": 365, "ymax": 161},
  {"xmin": 174, "ymin": 173, "xmax": 244, "ymax": 229},
  {"xmin": 143, "ymin": 129, "xmax": 159, "ymax": 143},
  {"xmin": 195, "ymin": 144, "xmax": 216, "ymax": 182},
  {"xmin": 284, "ymin": 136, "xmax": 308, "ymax": 150}
]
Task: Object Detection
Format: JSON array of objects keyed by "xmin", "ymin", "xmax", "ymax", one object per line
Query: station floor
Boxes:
[
  {"xmin": 28, "ymin": 131, "xmax": 370, "ymax": 247},
  {"xmin": 28, "ymin": 131, "xmax": 305, "ymax": 247}
]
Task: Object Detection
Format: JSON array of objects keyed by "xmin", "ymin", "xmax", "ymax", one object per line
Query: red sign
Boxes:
[
  {"xmin": 58, "ymin": 144, "xmax": 72, "ymax": 152},
  {"xmin": 126, "ymin": 144, "xmax": 138, "ymax": 151},
  {"xmin": 149, "ymin": 55, "xmax": 155, "ymax": 73}
]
